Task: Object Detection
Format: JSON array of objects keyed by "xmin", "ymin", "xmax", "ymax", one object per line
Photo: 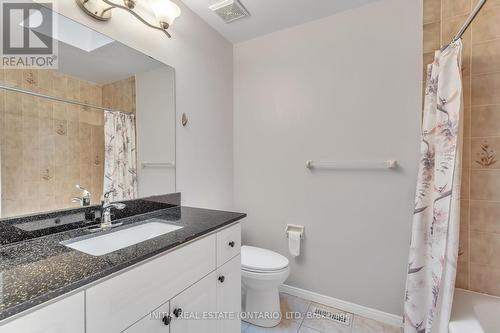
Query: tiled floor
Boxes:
[{"xmin": 241, "ymin": 293, "xmax": 402, "ymax": 333}]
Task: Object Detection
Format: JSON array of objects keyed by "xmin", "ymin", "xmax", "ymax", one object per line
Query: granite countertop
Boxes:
[{"xmin": 0, "ymin": 206, "xmax": 246, "ymax": 322}]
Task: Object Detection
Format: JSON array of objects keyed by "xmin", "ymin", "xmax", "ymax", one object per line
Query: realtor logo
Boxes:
[{"xmin": 1, "ymin": 0, "xmax": 57, "ymax": 68}]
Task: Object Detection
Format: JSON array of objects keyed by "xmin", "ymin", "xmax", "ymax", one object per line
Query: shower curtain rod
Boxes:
[
  {"xmin": 451, "ymin": 0, "xmax": 487, "ymax": 43},
  {"xmin": 0, "ymin": 84, "xmax": 131, "ymax": 115}
]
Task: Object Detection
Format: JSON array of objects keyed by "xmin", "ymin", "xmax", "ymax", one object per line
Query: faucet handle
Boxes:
[
  {"xmin": 103, "ymin": 190, "xmax": 115, "ymax": 204},
  {"xmin": 103, "ymin": 189, "xmax": 115, "ymax": 199}
]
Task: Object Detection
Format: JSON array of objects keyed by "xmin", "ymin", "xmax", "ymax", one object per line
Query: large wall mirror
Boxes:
[{"xmin": 0, "ymin": 7, "xmax": 176, "ymax": 219}]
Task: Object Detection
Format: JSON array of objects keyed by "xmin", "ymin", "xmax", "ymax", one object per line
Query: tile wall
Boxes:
[
  {"xmin": 423, "ymin": 0, "xmax": 500, "ymax": 296},
  {"xmin": 103, "ymin": 76, "xmax": 136, "ymax": 114},
  {"xmin": 0, "ymin": 70, "xmax": 135, "ymax": 218}
]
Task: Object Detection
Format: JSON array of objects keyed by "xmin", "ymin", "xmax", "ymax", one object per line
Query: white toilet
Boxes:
[{"xmin": 241, "ymin": 246, "xmax": 290, "ymax": 328}]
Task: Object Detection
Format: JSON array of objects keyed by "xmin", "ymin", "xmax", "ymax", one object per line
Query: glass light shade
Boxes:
[{"xmin": 149, "ymin": 0, "xmax": 181, "ymax": 27}]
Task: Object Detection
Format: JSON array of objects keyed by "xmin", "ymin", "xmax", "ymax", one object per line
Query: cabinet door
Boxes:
[
  {"xmin": 217, "ymin": 255, "xmax": 241, "ymax": 333},
  {"xmin": 169, "ymin": 271, "xmax": 217, "ymax": 333},
  {"xmin": 123, "ymin": 301, "xmax": 170, "ymax": 333},
  {"xmin": 0, "ymin": 292, "xmax": 84, "ymax": 333}
]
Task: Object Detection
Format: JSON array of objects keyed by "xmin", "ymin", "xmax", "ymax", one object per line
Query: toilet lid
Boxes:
[{"xmin": 241, "ymin": 246, "xmax": 289, "ymax": 272}]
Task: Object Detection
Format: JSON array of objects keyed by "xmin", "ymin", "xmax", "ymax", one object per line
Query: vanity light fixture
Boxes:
[{"xmin": 76, "ymin": 0, "xmax": 181, "ymax": 38}]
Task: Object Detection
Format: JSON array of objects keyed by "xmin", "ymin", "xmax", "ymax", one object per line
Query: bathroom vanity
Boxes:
[
  {"xmin": 0, "ymin": 4, "xmax": 248, "ymax": 332},
  {"xmin": 0, "ymin": 195, "xmax": 245, "ymax": 333}
]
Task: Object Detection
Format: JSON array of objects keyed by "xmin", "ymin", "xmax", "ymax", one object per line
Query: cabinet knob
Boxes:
[
  {"xmin": 218, "ymin": 275, "xmax": 225, "ymax": 283},
  {"xmin": 228, "ymin": 241, "xmax": 235, "ymax": 248},
  {"xmin": 173, "ymin": 308, "xmax": 182, "ymax": 318},
  {"xmin": 162, "ymin": 315, "xmax": 171, "ymax": 326}
]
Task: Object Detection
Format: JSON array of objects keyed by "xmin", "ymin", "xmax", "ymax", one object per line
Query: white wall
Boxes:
[
  {"xmin": 234, "ymin": 0, "xmax": 422, "ymax": 316},
  {"xmin": 136, "ymin": 67, "xmax": 176, "ymax": 197},
  {"xmin": 50, "ymin": 0, "xmax": 234, "ymax": 209}
]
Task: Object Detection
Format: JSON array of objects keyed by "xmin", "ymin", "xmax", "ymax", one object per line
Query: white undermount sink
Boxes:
[{"xmin": 61, "ymin": 220, "xmax": 183, "ymax": 256}]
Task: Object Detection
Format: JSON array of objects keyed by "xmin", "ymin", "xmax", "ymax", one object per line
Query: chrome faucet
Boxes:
[
  {"xmin": 87, "ymin": 190, "xmax": 126, "ymax": 232},
  {"xmin": 99, "ymin": 190, "xmax": 126, "ymax": 229},
  {"xmin": 71, "ymin": 185, "xmax": 91, "ymax": 207},
  {"xmin": 101, "ymin": 202, "xmax": 126, "ymax": 228}
]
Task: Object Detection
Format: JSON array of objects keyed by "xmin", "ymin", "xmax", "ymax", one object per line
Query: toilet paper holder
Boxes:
[{"xmin": 285, "ymin": 224, "xmax": 305, "ymax": 239}]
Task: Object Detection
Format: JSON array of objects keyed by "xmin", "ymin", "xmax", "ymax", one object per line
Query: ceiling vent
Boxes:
[{"xmin": 209, "ymin": 0, "xmax": 250, "ymax": 23}]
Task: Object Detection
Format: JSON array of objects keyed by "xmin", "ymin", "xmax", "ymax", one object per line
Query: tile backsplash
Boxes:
[
  {"xmin": 423, "ymin": 0, "xmax": 500, "ymax": 296},
  {"xmin": 0, "ymin": 70, "xmax": 135, "ymax": 218}
]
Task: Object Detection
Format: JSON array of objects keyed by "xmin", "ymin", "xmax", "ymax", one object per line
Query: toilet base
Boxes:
[{"xmin": 243, "ymin": 285, "xmax": 282, "ymax": 328}]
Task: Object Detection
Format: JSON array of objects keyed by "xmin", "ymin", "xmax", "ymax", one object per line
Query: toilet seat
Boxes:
[
  {"xmin": 241, "ymin": 246, "xmax": 289, "ymax": 273},
  {"xmin": 242, "ymin": 266, "xmax": 289, "ymax": 274}
]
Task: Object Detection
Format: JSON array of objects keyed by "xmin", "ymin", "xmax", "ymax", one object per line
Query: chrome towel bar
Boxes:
[
  {"xmin": 306, "ymin": 160, "xmax": 398, "ymax": 170},
  {"xmin": 141, "ymin": 162, "xmax": 175, "ymax": 169}
]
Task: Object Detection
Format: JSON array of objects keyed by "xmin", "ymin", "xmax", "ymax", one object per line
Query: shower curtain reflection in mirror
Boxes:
[{"xmin": 103, "ymin": 111, "xmax": 138, "ymax": 202}]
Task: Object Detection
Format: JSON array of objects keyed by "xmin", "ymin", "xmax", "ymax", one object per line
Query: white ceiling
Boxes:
[{"xmin": 180, "ymin": 0, "xmax": 382, "ymax": 43}]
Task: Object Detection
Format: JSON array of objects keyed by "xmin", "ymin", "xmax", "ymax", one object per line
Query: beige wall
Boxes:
[
  {"xmin": 0, "ymin": 70, "xmax": 135, "ymax": 217},
  {"xmin": 234, "ymin": 0, "xmax": 422, "ymax": 316},
  {"xmin": 423, "ymin": 0, "xmax": 500, "ymax": 297}
]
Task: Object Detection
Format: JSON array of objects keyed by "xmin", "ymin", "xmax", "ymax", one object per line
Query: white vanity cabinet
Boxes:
[
  {"xmin": 91, "ymin": 223, "xmax": 241, "ymax": 333},
  {"xmin": 125, "ymin": 236, "xmax": 242, "ymax": 333},
  {"xmin": 0, "ymin": 292, "xmax": 85, "ymax": 333},
  {"xmin": 0, "ymin": 222, "xmax": 242, "ymax": 333},
  {"xmin": 86, "ymin": 233, "xmax": 217, "ymax": 333},
  {"xmin": 124, "ymin": 258, "xmax": 241, "ymax": 333},
  {"xmin": 90, "ymin": 221, "xmax": 241, "ymax": 333}
]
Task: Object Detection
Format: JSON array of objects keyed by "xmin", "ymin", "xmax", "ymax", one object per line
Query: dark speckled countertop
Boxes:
[{"xmin": 0, "ymin": 205, "xmax": 246, "ymax": 322}]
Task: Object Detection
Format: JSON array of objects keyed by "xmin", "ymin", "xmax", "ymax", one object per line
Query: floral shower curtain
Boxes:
[
  {"xmin": 404, "ymin": 41, "xmax": 463, "ymax": 333},
  {"xmin": 103, "ymin": 111, "xmax": 138, "ymax": 202}
]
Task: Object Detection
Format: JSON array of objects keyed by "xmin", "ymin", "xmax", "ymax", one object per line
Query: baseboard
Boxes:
[{"xmin": 279, "ymin": 284, "xmax": 403, "ymax": 328}]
